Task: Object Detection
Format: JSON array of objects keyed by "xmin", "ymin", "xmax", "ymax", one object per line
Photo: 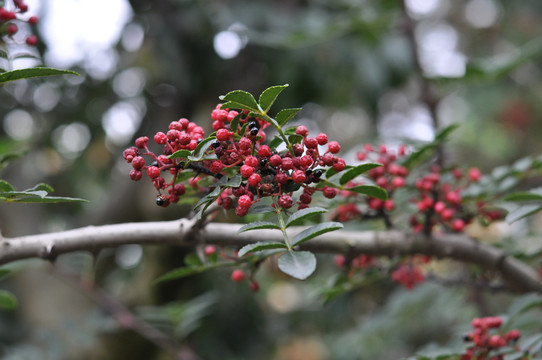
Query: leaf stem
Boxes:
[
  {"xmin": 274, "ymin": 198, "xmax": 292, "ymax": 250},
  {"xmin": 260, "ymin": 113, "xmax": 295, "ymax": 157}
]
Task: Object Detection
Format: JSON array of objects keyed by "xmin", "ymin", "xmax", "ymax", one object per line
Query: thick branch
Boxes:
[{"xmin": 1, "ymin": 219, "xmax": 540, "ymax": 293}]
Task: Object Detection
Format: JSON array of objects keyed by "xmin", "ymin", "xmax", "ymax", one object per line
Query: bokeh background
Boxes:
[{"xmin": 1, "ymin": 0, "xmax": 542, "ymax": 359}]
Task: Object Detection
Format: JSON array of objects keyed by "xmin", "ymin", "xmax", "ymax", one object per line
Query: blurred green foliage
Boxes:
[{"xmin": 1, "ymin": 0, "xmax": 542, "ymax": 359}]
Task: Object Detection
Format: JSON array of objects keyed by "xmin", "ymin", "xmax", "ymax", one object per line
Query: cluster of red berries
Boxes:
[
  {"xmin": 124, "ymin": 104, "xmax": 345, "ymax": 213},
  {"xmin": 0, "ymin": 0, "xmax": 38, "ymax": 45},
  {"xmin": 461, "ymin": 317, "xmax": 522, "ymax": 360},
  {"xmin": 390, "ymin": 262, "xmax": 425, "ymax": 290},
  {"xmin": 332, "ymin": 143, "xmax": 503, "ymax": 234}
]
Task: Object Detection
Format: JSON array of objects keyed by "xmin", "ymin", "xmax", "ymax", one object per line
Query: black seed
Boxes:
[
  {"xmin": 211, "ymin": 140, "xmax": 221, "ymax": 148},
  {"xmin": 250, "ymin": 127, "xmax": 259, "ymax": 136},
  {"xmin": 313, "ymin": 169, "xmax": 323, "ymax": 178},
  {"xmin": 197, "ymin": 138, "xmax": 203, "ymax": 143},
  {"xmin": 259, "ymin": 158, "xmax": 268, "ymax": 167},
  {"xmin": 305, "ymin": 169, "xmax": 312, "ymax": 176},
  {"xmin": 156, "ymin": 196, "xmax": 165, "ymax": 206}
]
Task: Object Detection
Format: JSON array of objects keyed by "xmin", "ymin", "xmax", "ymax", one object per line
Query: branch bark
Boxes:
[{"xmin": 1, "ymin": 219, "xmax": 541, "ymax": 293}]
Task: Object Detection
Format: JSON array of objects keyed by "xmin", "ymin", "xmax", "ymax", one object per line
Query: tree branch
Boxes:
[{"xmin": 1, "ymin": 219, "xmax": 541, "ymax": 293}]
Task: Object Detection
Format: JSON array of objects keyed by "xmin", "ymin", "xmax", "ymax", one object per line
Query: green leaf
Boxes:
[
  {"xmin": 259, "ymin": 84, "xmax": 288, "ymax": 114},
  {"xmin": 292, "ymin": 222, "xmax": 343, "ymax": 246},
  {"xmin": 402, "ymin": 124, "xmax": 459, "ymax": 169},
  {"xmin": 286, "ymin": 207, "xmax": 327, "ymax": 227},
  {"xmin": 339, "ymin": 163, "xmax": 382, "ymax": 185},
  {"xmin": 247, "ymin": 203, "xmax": 276, "ymax": 214},
  {"xmin": 0, "ymin": 180, "xmax": 14, "ymax": 192},
  {"xmin": 504, "ymin": 192, "xmax": 542, "ymax": 202},
  {"xmin": 325, "ymin": 165, "xmax": 354, "ymax": 180},
  {"xmin": 348, "ymin": 185, "xmax": 388, "ymax": 200},
  {"xmin": 188, "ymin": 137, "xmax": 216, "ymax": 161},
  {"xmin": 0, "ymin": 290, "xmax": 17, "ymax": 310},
  {"xmin": 276, "ymin": 108, "xmax": 302, "ymax": 127},
  {"xmin": 219, "ymin": 90, "xmax": 260, "ymax": 113},
  {"xmin": 169, "ymin": 149, "xmax": 192, "ymax": 159},
  {"xmin": 183, "ymin": 253, "xmax": 203, "ymax": 267},
  {"xmin": 224, "ymin": 174, "xmax": 243, "ymax": 188},
  {"xmin": 288, "ymin": 134, "xmax": 304, "ymax": 144},
  {"xmin": 0, "ymin": 67, "xmax": 79, "ymax": 85},
  {"xmin": 238, "ymin": 241, "xmax": 287, "ymax": 257},
  {"xmin": 3, "ymin": 195, "xmax": 88, "ymax": 203},
  {"xmin": 506, "ymin": 204, "xmax": 542, "ymax": 223},
  {"xmin": 229, "ymin": 112, "xmax": 242, "ymax": 133},
  {"xmin": 193, "ymin": 187, "xmax": 221, "ymax": 210},
  {"xmin": 269, "ymin": 135, "xmax": 285, "ymax": 149},
  {"xmin": 25, "ymin": 183, "xmax": 54, "ymax": 193},
  {"xmin": 278, "ymin": 251, "xmax": 317, "ymax": 280},
  {"xmin": 237, "ymin": 221, "xmax": 281, "ymax": 233}
]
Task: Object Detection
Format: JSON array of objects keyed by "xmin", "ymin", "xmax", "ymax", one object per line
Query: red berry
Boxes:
[
  {"xmin": 249, "ymin": 280, "xmax": 260, "ymax": 292},
  {"xmin": 295, "ymin": 125, "xmax": 309, "ymax": 137},
  {"xmin": 368, "ymin": 198, "xmax": 383, "ymax": 210},
  {"xmin": 146, "ymin": 166, "xmax": 161, "ymax": 179},
  {"xmin": 300, "ymin": 155, "xmax": 313, "ymax": 168},
  {"xmin": 299, "ymin": 193, "xmax": 312, "ymax": 204},
  {"xmin": 434, "ymin": 201, "xmax": 446, "ymax": 214},
  {"xmin": 275, "ymin": 172, "xmax": 288, "ymax": 184},
  {"xmin": 204, "ymin": 245, "xmax": 216, "ymax": 256},
  {"xmin": 135, "ymin": 136, "xmax": 149, "ymax": 148},
  {"xmin": 235, "ymin": 205, "xmax": 249, "ymax": 217},
  {"xmin": 129, "ymin": 169, "xmax": 143, "ymax": 181},
  {"xmin": 209, "ymin": 160, "xmax": 223, "ymax": 174},
  {"xmin": 316, "ymin": 133, "xmax": 328, "ymax": 145},
  {"xmin": 293, "ymin": 143, "xmax": 304, "ymax": 156},
  {"xmin": 468, "ymin": 167, "xmax": 482, "ymax": 182},
  {"xmin": 248, "ymin": 173, "xmax": 261, "ymax": 187},
  {"xmin": 303, "ymin": 137, "xmax": 317, "ymax": 149},
  {"xmin": 292, "ymin": 169, "xmax": 306, "ymax": 183},
  {"xmin": 154, "ymin": 132, "xmax": 167, "ymax": 144},
  {"xmin": 245, "ymin": 155, "xmax": 258, "ymax": 167},
  {"xmin": 216, "ymin": 128, "xmax": 232, "ymax": 141},
  {"xmin": 6, "ymin": 23, "xmax": 18, "ymax": 36},
  {"xmin": 28, "ymin": 16, "xmax": 39, "ymax": 24},
  {"xmin": 279, "ymin": 194, "xmax": 293, "ymax": 209},
  {"xmin": 445, "ymin": 191, "xmax": 461, "ymax": 206},
  {"xmin": 328, "ymin": 141, "xmax": 341, "ymax": 154},
  {"xmin": 391, "ymin": 177, "xmax": 405, "ymax": 188},
  {"xmin": 25, "ymin": 35, "xmax": 37, "ymax": 46},
  {"xmin": 451, "ymin": 218, "xmax": 465, "ymax": 232},
  {"xmin": 281, "ymin": 157, "xmax": 294, "ymax": 170},
  {"xmin": 332, "ymin": 158, "xmax": 346, "ymax": 172},
  {"xmin": 238, "ymin": 194, "xmax": 252, "ymax": 208},
  {"xmin": 131, "ymin": 156, "xmax": 145, "ymax": 170},
  {"xmin": 257, "ymin": 145, "xmax": 270, "ymax": 158},
  {"xmin": 384, "ymin": 199, "xmax": 395, "ymax": 211},
  {"xmin": 269, "ymin": 154, "xmax": 282, "ymax": 167},
  {"xmin": 323, "ymin": 186, "xmax": 337, "ymax": 199},
  {"xmin": 322, "ymin": 153, "xmax": 334, "ymax": 166},
  {"xmin": 440, "ymin": 208, "xmax": 454, "ymax": 221},
  {"xmin": 238, "ymin": 137, "xmax": 252, "ymax": 150},
  {"xmin": 240, "ymin": 164, "xmax": 254, "ymax": 178},
  {"xmin": 231, "ymin": 269, "xmax": 245, "ymax": 282}
]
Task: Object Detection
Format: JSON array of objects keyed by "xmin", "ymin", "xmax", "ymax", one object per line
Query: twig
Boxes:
[{"xmin": 1, "ymin": 220, "xmax": 541, "ymax": 293}]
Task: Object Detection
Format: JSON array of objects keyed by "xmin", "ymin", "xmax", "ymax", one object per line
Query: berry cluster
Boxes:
[
  {"xmin": 124, "ymin": 104, "xmax": 345, "ymax": 214},
  {"xmin": 390, "ymin": 262, "xmax": 425, "ymax": 290},
  {"xmin": 333, "ymin": 143, "xmax": 504, "ymax": 234},
  {"xmin": 0, "ymin": 0, "xmax": 38, "ymax": 45},
  {"xmin": 461, "ymin": 317, "xmax": 521, "ymax": 360}
]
